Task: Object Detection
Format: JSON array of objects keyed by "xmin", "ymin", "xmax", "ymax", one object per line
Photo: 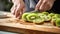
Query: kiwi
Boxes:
[
  {"xmin": 52, "ymin": 14, "xmax": 60, "ymax": 21},
  {"xmin": 33, "ymin": 17, "xmax": 44, "ymax": 24},
  {"xmin": 54, "ymin": 14, "xmax": 60, "ymax": 18},
  {"xmin": 22, "ymin": 13, "xmax": 30, "ymax": 21},
  {"xmin": 44, "ymin": 16, "xmax": 51, "ymax": 21},
  {"xmin": 52, "ymin": 16, "xmax": 58, "ymax": 22},
  {"xmin": 56, "ymin": 18, "xmax": 60, "ymax": 27},
  {"xmin": 26, "ymin": 13, "xmax": 39, "ymax": 22},
  {"xmin": 38, "ymin": 13, "xmax": 46, "ymax": 17},
  {"xmin": 51, "ymin": 15, "xmax": 58, "ymax": 25},
  {"xmin": 42, "ymin": 12, "xmax": 49, "ymax": 15},
  {"xmin": 48, "ymin": 13, "xmax": 55, "ymax": 17}
]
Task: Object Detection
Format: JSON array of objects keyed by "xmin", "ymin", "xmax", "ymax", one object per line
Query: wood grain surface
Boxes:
[{"xmin": 0, "ymin": 11, "xmax": 60, "ymax": 34}]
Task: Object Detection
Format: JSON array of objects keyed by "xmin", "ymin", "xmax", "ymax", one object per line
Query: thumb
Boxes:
[{"xmin": 35, "ymin": 0, "xmax": 43, "ymax": 11}]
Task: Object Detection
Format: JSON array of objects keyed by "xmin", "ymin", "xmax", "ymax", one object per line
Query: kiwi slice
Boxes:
[
  {"xmin": 22, "ymin": 13, "xmax": 30, "ymax": 21},
  {"xmin": 56, "ymin": 18, "xmax": 60, "ymax": 27},
  {"xmin": 54, "ymin": 14, "xmax": 60, "ymax": 18},
  {"xmin": 52, "ymin": 16, "xmax": 58, "ymax": 21},
  {"xmin": 38, "ymin": 13, "xmax": 46, "ymax": 17},
  {"xmin": 38, "ymin": 13, "xmax": 51, "ymax": 21},
  {"xmin": 51, "ymin": 15, "xmax": 59, "ymax": 24},
  {"xmin": 26, "ymin": 13, "xmax": 39, "ymax": 22},
  {"xmin": 42, "ymin": 12, "xmax": 49, "ymax": 15},
  {"xmin": 33, "ymin": 17, "xmax": 44, "ymax": 24},
  {"xmin": 44, "ymin": 16, "xmax": 51, "ymax": 21},
  {"xmin": 48, "ymin": 13, "xmax": 55, "ymax": 17},
  {"xmin": 38, "ymin": 13, "xmax": 46, "ymax": 21}
]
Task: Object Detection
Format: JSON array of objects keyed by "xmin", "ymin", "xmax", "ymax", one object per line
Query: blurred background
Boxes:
[{"xmin": 0, "ymin": 0, "xmax": 13, "ymax": 11}]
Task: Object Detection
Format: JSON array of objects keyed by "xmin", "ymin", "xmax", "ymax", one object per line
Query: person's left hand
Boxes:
[
  {"xmin": 35, "ymin": 0, "xmax": 55, "ymax": 11},
  {"xmin": 11, "ymin": 0, "xmax": 25, "ymax": 19}
]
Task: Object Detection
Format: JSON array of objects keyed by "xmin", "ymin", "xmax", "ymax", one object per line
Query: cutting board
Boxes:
[{"xmin": 0, "ymin": 11, "xmax": 60, "ymax": 34}]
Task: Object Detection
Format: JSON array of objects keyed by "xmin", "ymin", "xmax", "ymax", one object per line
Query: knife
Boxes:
[{"xmin": 29, "ymin": 0, "xmax": 40, "ymax": 13}]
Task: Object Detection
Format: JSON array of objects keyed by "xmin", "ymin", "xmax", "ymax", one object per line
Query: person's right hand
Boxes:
[
  {"xmin": 11, "ymin": 0, "xmax": 25, "ymax": 19},
  {"xmin": 35, "ymin": 0, "xmax": 55, "ymax": 12}
]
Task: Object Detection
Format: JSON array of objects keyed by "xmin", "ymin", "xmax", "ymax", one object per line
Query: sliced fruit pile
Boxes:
[{"xmin": 22, "ymin": 12, "xmax": 60, "ymax": 27}]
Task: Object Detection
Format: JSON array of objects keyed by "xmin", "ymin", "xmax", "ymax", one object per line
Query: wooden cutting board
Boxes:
[{"xmin": 0, "ymin": 11, "xmax": 60, "ymax": 34}]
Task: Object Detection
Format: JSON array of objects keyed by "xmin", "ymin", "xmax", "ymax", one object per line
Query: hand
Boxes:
[
  {"xmin": 11, "ymin": 0, "xmax": 25, "ymax": 19},
  {"xmin": 35, "ymin": 0, "xmax": 55, "ymax": 11}
]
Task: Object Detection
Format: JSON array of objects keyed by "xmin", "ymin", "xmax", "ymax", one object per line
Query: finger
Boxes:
[
  {"xmin": 47, "ymin": 1, "xmax": 54, "ymax": 10},
  {"xmin": 39, "ymin": 0, "xmax": 47, "ymax": 11},
  {"xmin": 15, "ymin": 4, "xmax": 24, "ymax": 18},
  {"xmin": 22, "ymin": 7, "xmax": 26, "ymax": 13},
  {"xmin": 18, "ymin": 7, "xmax": 25, "ymax": 19},
  {"xmin": 16, "ymin": 11, "xmax": 20, "ymax": 19},
  {"xmin": 17, "ymin": 7, "xmax": 26, "ymax": 19},
  {"xmin": 45, "ymin": 3, "xmax": 51, "ymax": 10},
  {"xmin": 42, "ymin": 4, "xmax": 49, "ymax": 11},
  {"xmin": 15, "ymin": 4, "xmax": 20, "ymax": 18},
  {"xmin": 40, "ymin": 1, "xmax": 52, "ymax": 11},
  {"xmin": 17, "ymin": 9, "xmax": 23, "ymax": 19},
  {"xmin": 11, "ymin": 5, "xmax": 14, "ymax": 14},
  {"xmin": 15, "ymin": 10, "xmax": 20, "ymax": 18},
  {"xmin": 11, "ymin": 5, "xmax": 16, "ymax": 15},
  {"xmin": 35, "ymin": 0, "xmax": 43, "ymax": 10},
  {"xmin": 43, "ymin": 0, "xmax": 52, "ymax": 10}
]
